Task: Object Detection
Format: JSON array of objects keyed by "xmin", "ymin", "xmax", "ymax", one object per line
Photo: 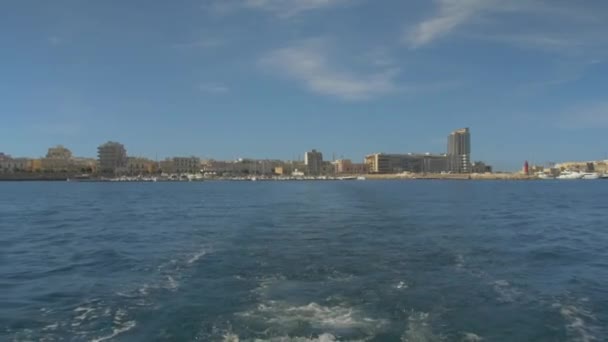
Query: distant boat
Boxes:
[
  {"xmin": 536, "ymin": 173, "xmax": 554, "ymax": 180},
  {"xmin": 601, "ymin": 173, "xmax": 608, "ymax": 179},
  {"xmin": 357, "ymin": 176, "xmax": 366, "ymax": 181}
]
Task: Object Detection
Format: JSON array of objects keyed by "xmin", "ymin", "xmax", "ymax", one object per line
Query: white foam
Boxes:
[
  {"xmin": 90, "ymin": 320, "xmax": 136, "ymax": 342},
  {"xmin": 395, "ymin": 281, "xmax": 409, "ymax": 290},
  {"xmin": 492, "ymin": 280, "xmax": 520, "ymax": 303},
  {"xmin": 73, "ymin": 306, "xmax": 95, "ymax": 323},
  {"xmin": 166, "ymin": 275, "xmax": 179, "ymax": 290},
  {"xmin": 223, "ymin": 332, "xmax": 366, "ymax": 342},
  {"xmin": 238, "ymin": 301, "xmax": 385, "ymax": 332},
  {"xmin": 455, "ymin": 254, "xmax": 465, "ymax": 269},
  {"xmin": 401, "ymin": 311, "xmax": 442, "ymax": 342},
  {"xmin": 188, "ymin": 250, "xmax": 207, "ymax": 264},
  {"xmin": 223, "ymin": 332, "xmax": 240, "ymax": 341},
  {"xmin": 42, "ymin": 322, "xmax": 59, "ymax": 331},
  {"xmin": 461, "ymin": 332, "xmax": 483, "ymax": 341},
  {"xmin": 555, "ymin": 302, "xmax": 598, "ymax": 342}
]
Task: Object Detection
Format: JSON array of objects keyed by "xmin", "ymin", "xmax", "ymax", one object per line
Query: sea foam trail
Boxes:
[
  {"xmin": 553, "ymin": 300, "xmax": 599, "ymax": 342},
  {"xmin": 237, "ymin": 301, "xmax": 386, "ymax": 332}
]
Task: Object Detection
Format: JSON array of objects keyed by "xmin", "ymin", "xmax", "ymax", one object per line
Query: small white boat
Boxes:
[
  {"xmin": 536, "ymin": 173, "xmax": 554, "ymax": 180},
  {"xmin": 357, "ymin": 176, "xmax": 366, "ymax": 181},
  {"xmin": 556, "ymin": 171, "xmax": 583, "ymax": 180},
  {"xmin": 581, "ymin": 172, "xmax": 600, "ymax": 180}
]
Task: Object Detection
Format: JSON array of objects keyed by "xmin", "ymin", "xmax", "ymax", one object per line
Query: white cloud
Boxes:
[
  {"xmin": 260, "ymin": 40, "xmax": 399, "ymax": 100},
  {"xmin": 198, "ymin": 83, "xmax": 230, "ymax": 93},
  {"xmin": 206, "ymin": 0, "xmax": 351, "ymax": 18}
]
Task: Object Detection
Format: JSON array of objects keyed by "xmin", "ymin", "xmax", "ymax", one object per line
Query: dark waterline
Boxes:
[{"xmin": 1, "ymin": 181, "xmax": 607, "ymax": 341}]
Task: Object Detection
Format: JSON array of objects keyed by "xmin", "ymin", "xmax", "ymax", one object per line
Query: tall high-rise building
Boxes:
[
  {"xmin": 97, "ymin": 141, "xmax": 127, "ymax": 174},
  {"xmin": 304, "ymin": 149, "xmax": 323, "ymax": 175},
  {"xmin": 447, "ymin": 128, "xmax": 471, "ymax": 173}
]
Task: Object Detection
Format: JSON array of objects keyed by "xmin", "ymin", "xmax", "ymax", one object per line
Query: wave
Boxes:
[
  {"xmin": 553, "ymin": 300, "xmax": 599, "ymax": 342},
  {"xmin": 237, "ymin": 300, "xmax": 386, "ymax": 333}
]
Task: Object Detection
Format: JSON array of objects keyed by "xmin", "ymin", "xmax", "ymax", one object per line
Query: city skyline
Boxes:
[{"xmin": 2, "ymin": 1, "xmax": 608, "ymax": 171}]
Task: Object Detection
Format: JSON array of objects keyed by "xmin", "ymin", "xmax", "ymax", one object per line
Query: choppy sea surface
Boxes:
[{"xmin": 1, "ymin": 181, "xmax": 607, "ymax": 341}]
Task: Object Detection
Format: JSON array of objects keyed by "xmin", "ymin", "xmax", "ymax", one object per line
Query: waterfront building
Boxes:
[
  {"xmin": 46, "ymin": 145, "xmax": 72, "ymax": 159},
  {"xmin": 304, "ymin": 149, "xmax": 323, "ymax": 176},
  {"xmin": 127, "ymin": 157, "xmax": 156, "ymax": 175},
  {"xmin": 72, "ymin": 158, "xmax": 97, "ymax": 173},
  {"xmin": 0, "ymin": 157, "xmax": 31, "ymax": 173},
  {"xmin": 97, "ymin": 141, "xmax": 127, "ymax": 174},
  {"xmin": 172, "ymin": 156, "xmax": 201, "ymax": 174},
  {"xmin": 30, "ymin": 159, "xmax": 42, "ymax": 172},
  {"xmin": 273, "ymin": 166, "xmax": 284, "ymax": 175},
  {"xmin": 447, "ymin": 128, "xmax": 471, "ymax": 173},
  {"xmin": 159, "ymin": 159, "xmax": 175, "ymax": 174},
  {"xmin": 472, "ymin": 161, "xmax": 492, "ymax": 173},
  {"xmin": 40, "ymin": 145, "xmax": 74, "ymax": 172},
  {"xmin": 333, "ymin": 159, "xmax": 353, "ymax": 174},
  {"xmin": 365, "ymin": 153, "xmax": 448, "ymax": 174},
  {"xmin": 333, "ymin": 159, "xmax": 370, "ymax": 174}
]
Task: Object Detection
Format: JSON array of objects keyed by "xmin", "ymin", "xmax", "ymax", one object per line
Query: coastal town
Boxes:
[{"xmin": 1, "ymin": 128, "xmax": 607, "ymax": 181}]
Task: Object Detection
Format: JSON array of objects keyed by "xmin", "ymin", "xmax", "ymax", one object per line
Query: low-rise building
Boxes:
[
  {"xmin": 173, "ymin": 156, "xmax": 201, "ymax": 174},
  {"xmin": 0, "ymin": 158, "xmax": 31, "ymax": 173},
  {"xmin": 127, "ymin": 157, "xmax": 156, "ymax": 175},
  {"xmin": 365, "ymin": 153, "xmax": 448, "ymax": 174},
  {"xmin": 472, "ymin": 161, "xmax": 493, "ymax": 173}
]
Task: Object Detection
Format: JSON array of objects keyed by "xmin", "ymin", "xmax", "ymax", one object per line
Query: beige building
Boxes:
[
  {"xmin": 365, "ymin": 153, "xmax": 448, "ymax": 174},
  {"xmin": 39, "ymin": 145, "xmax": 74, "ymax": 172},
  {"xmin": 0, "ymin": 158, "xmax": 31, "ymax": 173},
  {"xmin": 127, "ymin": 157, "xmax": 156, "ymax": 175},
  {"xmin": 555, "ymin": 160, "xmax": 608, "ymax": 173},
  {"xmin": 98, "ymin": 141, "xmax": 127, "ymax": 174},
  {"xmin": 173, "ymin": 156, "xmax": 201, "ymax": 173},
  {"xmin": 46, "ymin": 145, "xmax": 72, "ymax": 159}
]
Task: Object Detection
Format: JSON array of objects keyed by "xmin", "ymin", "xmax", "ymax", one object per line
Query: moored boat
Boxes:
[
  {"xmin": 581, "ymin": 172, "xmax": 600, "ymax": 180},
  {"xmin": 556, "ymin": 171, "xmax": 583, "ymax": 180}
]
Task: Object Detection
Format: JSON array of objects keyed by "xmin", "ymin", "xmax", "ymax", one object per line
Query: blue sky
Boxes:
[{"xmin": 1, "ymin": 0, "xmax": 607, "ymax": 170}]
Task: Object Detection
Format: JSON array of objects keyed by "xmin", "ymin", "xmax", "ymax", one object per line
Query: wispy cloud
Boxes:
[
  {"xmin": 259, "ymin": 39, "xmax": 400, "ymax": 100},
  {"xmin": 206, "ymin": 0, "xmax": 351, "ymax": 18},
  {"xmin": 198, "ymin": 83, "xmax": 230, "ymax": 93},
  {"xmin": 406, "ymin": 0, "xmax": 500, "ymax": 48},
  {"xmin": 406, "ymin": 0, "xmax": 608, "ymax": 51}
]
